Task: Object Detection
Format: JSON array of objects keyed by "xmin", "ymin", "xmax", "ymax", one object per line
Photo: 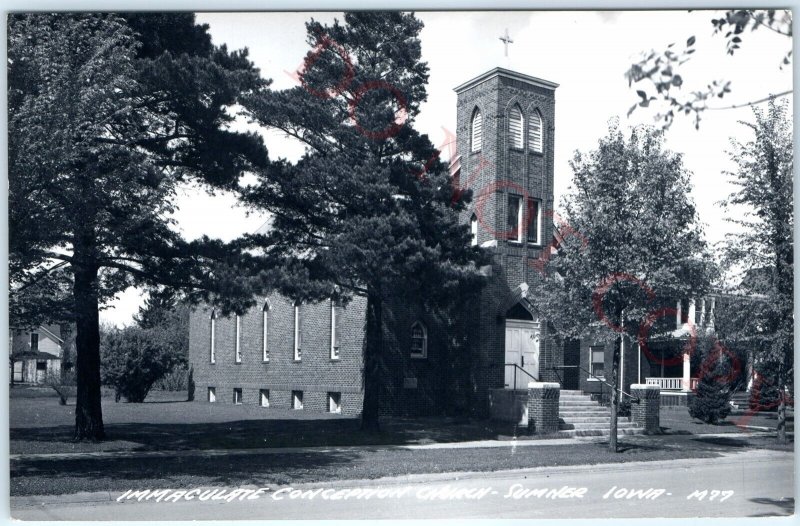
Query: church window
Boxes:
[
  {"xmin": 410, "ymin": 321, "xmax": 428, "ymax": 359},
  {"xmin": 471, "ymin": 108, "xmax": 482, "ymax": 152},
  {"xmin": 509, "ymin": 105, "xmax": 524, "ymax": 149},
  {"xmin": 293, "ymin": 303, "xmax": 302, "ymax": 361},
  {"xmin": 330, "ymin": 300, "xmax": 342, "ymax": 360},
  {"xmin": 234, "ymin": 315, "xmax": 241, "ymax": 363},
  {"xmin": 507, "ymin": 195, "xmax": 523, "ymax": 242},
  {"xmin": 209, "ymin": 311, "xmax": 216, "ymax": 364},
  {"xmin": 526, "ymin": 198, "xmax": 541, "ymax": 245},
  {"xmin": 529, "ymin": 110, "xmax": 543, "ymax": 153},
  {"xmin": 262, "ymin": 301, "xmax": 270, "ymax": 362}
]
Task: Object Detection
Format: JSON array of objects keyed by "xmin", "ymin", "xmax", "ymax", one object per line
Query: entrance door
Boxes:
[{"xmin": 505, "ymin": 320, "xmax": 540, "ymax": 388}]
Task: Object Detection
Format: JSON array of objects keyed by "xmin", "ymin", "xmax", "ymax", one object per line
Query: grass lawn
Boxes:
[{"xmin": 10, "ymin": 385, "xmax": 793, "ymax": 497}]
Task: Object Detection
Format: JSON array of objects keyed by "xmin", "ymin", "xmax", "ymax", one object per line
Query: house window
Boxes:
[
  {"xmin": 262, "ymin": 302, "xmax": 270, "ymax": 362},
  {"xmin": 235, "ymin": 315, "xmax": 242, "ymax": 363},
  {"xmin": 470, "ymin": 214, "xmax": 478, "ymax": 246},
  {"xmin": 210, "ymin": 312, "xmax": 216, "ymax": 364},
  {"xmin": 529, "ymin": 110, "xmax": 543, "ymax": 153},
  {"xmin": 507, "ymin": 195, "xmax": 523, "ymax": 242},
  {"xmin": 590, "ymin": 346, "xmax": 605, "ymax": 379},
  {"xmin": 410, "ymin": 321, "xmax": 428, "ymax": 359},
  {"xmin": 292, "ymin": 390, "xmax": 304, "ymax": 410},
  {"xmin": 293, "ymin": 304, "xmax": 302, "ymax": 361},
  {"xmin": 208, "ymin": 387, "xmax": 216, "ymax": 403},
  {"xmin": 509, "ymin": 105, "xmax": 523, "ymax": 149},
  {"xmin": 259, "ymin": 389, "xmax": 270, "ymax": 407},
  {"xmin": 30, "ymin": 333, "xmax": 39, "ymax": 351},
  {"xmin": 330, "ymin": 300, "xmax": 342, "ymax": 360},
  {"xmin": 233, "ymin": 388, "xmax": 243, "ymax": 405},
  {"xmin": 328, "ymin": 392, "xmax": 342, "ymax": 414},
  {"xmin": 526, "ymin": 198, "xmax": 541, "ymax": 245},
  {"xmin": 36, "ymin": 361, "xmax": 47, "ymax": 371},
  {"xmin": 471, "ymin": 108, "xmax": 482, "ymax": 152}
]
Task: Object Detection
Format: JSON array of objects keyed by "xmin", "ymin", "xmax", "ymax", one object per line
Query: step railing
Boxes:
[
  {"xmin": 551, "ymin": 365, "xmax": 640, "ymax": 405},
  {"xmin": 503, "ymin": 363, "xmax": 539, "ymax": 389}
]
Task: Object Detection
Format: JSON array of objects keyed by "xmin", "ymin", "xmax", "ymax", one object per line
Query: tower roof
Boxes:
[{"xmin": 453, "ymin": 67, "xmax": 559, "ymax": 94}]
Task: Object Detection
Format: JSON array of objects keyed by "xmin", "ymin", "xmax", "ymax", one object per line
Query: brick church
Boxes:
[{"xmin": 188, "ymin": 67, "xmax": 718, "ymax": 419}]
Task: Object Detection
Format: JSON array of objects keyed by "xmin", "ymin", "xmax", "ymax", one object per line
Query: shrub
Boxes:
[
  {"xmin": 688, "ymin": 340, "xmax": 735, "ymax": 424},
  {"xmin": 155, "ymin": 365, "xmax": 188, "ymax": 391},
  {"xmin": 45, "ymin": 370, "xmax": 76, "ymax": 405},
  {"xmin": 100, "ymin": 326, "xmax": 182, "ymax": 403}
]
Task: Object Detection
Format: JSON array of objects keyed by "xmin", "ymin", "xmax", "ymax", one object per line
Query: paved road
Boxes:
[{"xmin": 12, "ymin": 449, "xmax": 793, "ymax": 520}]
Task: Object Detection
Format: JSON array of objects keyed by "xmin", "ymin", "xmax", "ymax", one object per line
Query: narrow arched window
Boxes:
[
  {"xmin": 509, "ymin": 105, "xmax": 523, "ymax": 149},
  {"xmin": 330, "ymin": 299, "xmax": 342, "ymax": 360},
  {"xmin": 234, "ymin": 314, "xmax": 241, "ymax": 363},
  {"xmin": 471, "ymin": 108, "xmax": 482, "ymax": 153},
  {"xmin": 262, "ymin": 301, "xmax": 270, "ymax": 362},
  {"xmin": 410, "ymin": 321, "xmax": 428, "ymax": 359},
  {"xmin": 529, "ymin": 110, "xmax": 543, "ymax": 153},
  {"xmin": 293, "ymin": 302, "xmax": 302, "ymax": 361},
  {"xmin": 470, "ymin": 214, "xmax": 478, "ymax": 246},
  {"xmin": 209, "ymin": 311, "xmax": 217, "ymax": 364}
]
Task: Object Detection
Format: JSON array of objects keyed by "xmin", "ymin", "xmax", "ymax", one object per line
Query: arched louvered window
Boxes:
[
  {"xmin": 471, "ymin": 108, "xmax": 482, "ymax": 152},
  {"xmin": 509, "ymin": 105, "xmax": 523, "ymax": 149},
  {"xmin": 529, "ymin": 110, "xmax": 543, "ymax": 153}
]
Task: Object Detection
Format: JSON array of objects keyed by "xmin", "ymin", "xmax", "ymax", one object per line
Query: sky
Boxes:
[{"xmin": 100, "ymin": 10, "xmax": 793, "ymax": 326}]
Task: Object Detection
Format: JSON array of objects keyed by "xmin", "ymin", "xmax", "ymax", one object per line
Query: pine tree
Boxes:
[
  {"xmin": 689, "ymin": 339, "xmax": 734, "ymax": 424},
  {"xmin": 9, "ymin": 14, "xmax": 268, "ymax": 440},
  {"xmin": 240, "ymin": 12, "xmax": 486, "ymax": 431}
]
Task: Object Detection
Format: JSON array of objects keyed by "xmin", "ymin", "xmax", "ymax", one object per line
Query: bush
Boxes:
[
  {"xmin": 688, "ymin": 341, "xmax": 735, "ymax": 424},
  {"xmin": 45, "ymin": 370, "xmax": 76, "ymax": 405},
  {"xmin": 101, "ymin": 326, "xmax": 182, "ymax": 403},
  {"xmin": 155, "ymin": 365, "xmax": 188, "ymax": 391}
]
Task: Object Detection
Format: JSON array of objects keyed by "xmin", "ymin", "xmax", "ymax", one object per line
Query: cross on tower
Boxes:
[{"xmin": 499, "ymin": 28, "xmax": 514, "ymax": 57}]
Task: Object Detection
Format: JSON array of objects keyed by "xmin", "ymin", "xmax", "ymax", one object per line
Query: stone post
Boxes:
[
  {"xmin": 630, "ymin": 384, "xmax": 660, "ymax": 433},
  {"xmin": 527, "ymin": 382, "xmax": 560, "ymax": 434}
]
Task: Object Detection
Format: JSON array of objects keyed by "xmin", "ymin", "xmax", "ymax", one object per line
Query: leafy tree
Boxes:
[
  {"xmin": 626, "ymin": 9, "xmax": 792, "ymax": 128},
  {"xmin": 100, "ymin": 325, "xmax": 182, "ymax": 403},
  {"xmin": 240, "ymin": 12, "xmax": 486, "ymax": 431},
  {"xmin": 720, "ymin": 100, "xmax": 793, "ymax": 442},
  {"xmin": 9, "ymin": 14, "xmax": 268, "ymax": 440},
  {"xmin": 529, "ymin": 123, "xmax": 714, "ymax": 451}
]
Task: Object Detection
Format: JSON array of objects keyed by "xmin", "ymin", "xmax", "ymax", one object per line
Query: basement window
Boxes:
[
  {"xmin": 260, "ymin": 389, "xmax": 270, "ymax": 408},
  {"xmin": 208, "ymin": 387, "xmax": 216, "ymax": 403},
  {"xmin": 292, "ymin": 390, "xmax": 304, "ymax": 410},
  {"xmin": 328, "ymin": 392, "xmax": 342, "ymax": 414}
]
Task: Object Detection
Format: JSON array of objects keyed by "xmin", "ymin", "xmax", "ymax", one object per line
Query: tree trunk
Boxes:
[
  {"xmin": 361, "ymin": 289, "xmax": 382, "ymax": 432},
  {"xmin": 73, "ymin": 262, "xmax": 105, "ymax": 441},
  {"xmin": 609, "ymin": 334, "xmax": 621, "ymax": 452},
  {"xmin": 777, "ymin": 360, "xmax": 786, "ymax": 444}
]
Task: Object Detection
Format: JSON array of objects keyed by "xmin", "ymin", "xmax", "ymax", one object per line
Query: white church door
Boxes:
[{"xmin": 504, "ymin": 319, "xmax": 540, "ymax": 389}]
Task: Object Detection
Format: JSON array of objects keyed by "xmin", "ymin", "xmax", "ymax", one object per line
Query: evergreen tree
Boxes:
[
  {"xmin": 689, "ymin": 338, "xmax": 734, "ymax": 424},
  {"xmin": 9, "ymin": 14, "xmax": 268, "ymax": 440},
  {"xmin": 240, "ymin": 12, "xmax": 486, "ymax": 431},
  {"xmin": 529, "ymin": 123, "xmax": 715, "ymax": 451}
]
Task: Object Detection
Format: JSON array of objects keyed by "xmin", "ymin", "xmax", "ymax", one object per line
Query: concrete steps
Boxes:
[{"xmin": 558, "ymin": 391, "xmax": 643, "ymax": 435}]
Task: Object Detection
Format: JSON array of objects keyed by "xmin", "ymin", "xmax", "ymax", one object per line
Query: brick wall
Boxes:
[
  {"xmin": 527, "ymin": 382, "xmax": 560, "ymax": 434},
  {"xmin": 189, "ymin": 294, "xmax": 366, "ymax": 417}
]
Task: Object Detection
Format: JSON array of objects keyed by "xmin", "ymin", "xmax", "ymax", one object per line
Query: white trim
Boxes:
[{"xmin": 454, "ymin": 67, "xmax": 559, "ymax": 94}]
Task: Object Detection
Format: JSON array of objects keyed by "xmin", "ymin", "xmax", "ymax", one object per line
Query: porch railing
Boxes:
[{"xmin": 645, "ymin": 377, "xmax": 698, "ymax": 391}]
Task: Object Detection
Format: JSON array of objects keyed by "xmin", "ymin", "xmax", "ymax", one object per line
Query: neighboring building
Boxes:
[
  {"xmin": 9, "ymin": 325, "xmax": 68, "ymax": 384},
  {"xmin": 188, "ymin": 67, "xmax": 748, "ymax": 417}
]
